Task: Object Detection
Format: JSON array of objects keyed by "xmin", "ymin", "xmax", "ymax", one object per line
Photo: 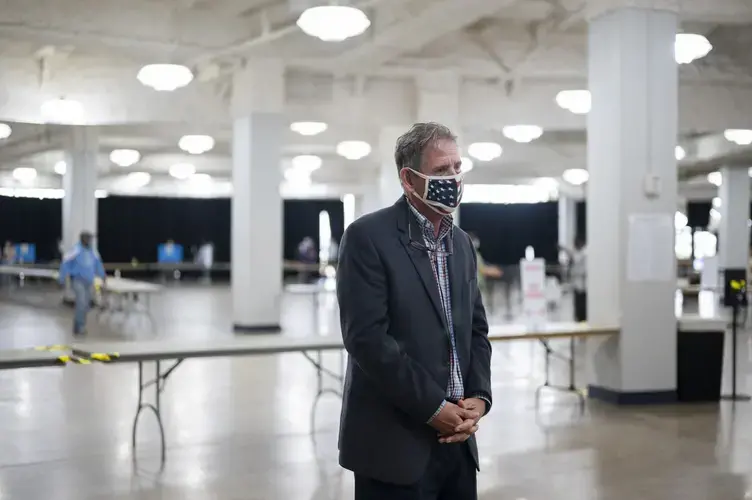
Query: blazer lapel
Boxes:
[
  {"xmin": 396, "ymin": 201, "xmax": 448, "ymax": 329},
  {"xmin": 448, "ymin": 231, "xmax": 465, "ymax": 331}
]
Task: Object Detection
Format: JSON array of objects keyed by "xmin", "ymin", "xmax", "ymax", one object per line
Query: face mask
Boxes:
[{"xmin": 408, "ymin": 170, "xmax": 464, "ymax": 214}]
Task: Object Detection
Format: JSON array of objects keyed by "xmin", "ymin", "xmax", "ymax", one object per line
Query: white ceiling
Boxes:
[{"xmin": 0, "ymin": 0, "xmax": 751, "ymax": 199}]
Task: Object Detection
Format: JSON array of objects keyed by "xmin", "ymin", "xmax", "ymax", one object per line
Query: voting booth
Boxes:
[
  {"xmin": 157, "ymin": 243, "xmax": 183, "ymax": 263},
  {"xmin": 520, "ymin": 258, "xmax": 547, "ymax": 327},
  {"xmin": 14, "ymin": 243, "xmax": 36, "ymax": 264}
]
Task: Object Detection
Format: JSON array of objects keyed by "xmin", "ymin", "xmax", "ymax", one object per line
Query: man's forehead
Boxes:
[{"xmin": 426, "ymin": 138, "xmax": 459, "ymax": 157}]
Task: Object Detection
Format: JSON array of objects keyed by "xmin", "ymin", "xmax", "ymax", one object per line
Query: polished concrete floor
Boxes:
[{"xmin": 1, "ymin": 282, "xmax": 752, "ymax": 499}]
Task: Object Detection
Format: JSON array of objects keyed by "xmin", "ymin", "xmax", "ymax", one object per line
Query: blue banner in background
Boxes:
[
  {"xmin": 157, "ymin": 243, "xmax": 183, "ymax": 263},
  {"xmin": 15, "ymin": 243, "xmax": 36, "ymax": 264}
]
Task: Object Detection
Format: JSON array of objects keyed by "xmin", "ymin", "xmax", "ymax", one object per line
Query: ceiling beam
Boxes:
[{"xmin": 307, "ymin": 0, "xmax": 521, "ymax": 74}]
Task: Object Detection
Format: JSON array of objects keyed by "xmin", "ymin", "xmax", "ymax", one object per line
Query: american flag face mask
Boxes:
[{"xmin": 410, "ymin": 170, "xmax": 464, "ymax": 214}]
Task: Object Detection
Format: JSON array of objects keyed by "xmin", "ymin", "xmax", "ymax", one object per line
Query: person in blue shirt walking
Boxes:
[{"xmin": 59, "ymin": 231, "xmax": 106, "ymax": 336}]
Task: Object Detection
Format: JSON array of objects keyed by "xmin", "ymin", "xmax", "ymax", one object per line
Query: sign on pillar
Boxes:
[{"xmin": 520, "ymin": 258, "xmax": 547, "ymax": 327}]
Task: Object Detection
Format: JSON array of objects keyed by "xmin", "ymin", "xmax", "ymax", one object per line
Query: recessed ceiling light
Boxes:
[
  {"xmin": 41, "ymin": 98, "xmax": 84, "ymax": 124},
  {"xmin": 179, "ymin": 135, "xmax": 215, "ymax": 155},
  {"xmin": 54, "ymin": 161, "xmax": 66, "ymax": 175},
  {"xmin": 12, "ymin": 167, "xmax": 37, "ymax": 183},
  {"xmin": 502, "ymin": 125, "xmax": 543, "ymax": 143},
  {"xmin": 109, "ymin": 149, "xmax": 141, "ymax": 167},
  {"xmin": 468, "ymin": 142, "xmax": 502, "ymax": 162},
  {"xmin": 336, "ymin": 141, "xmax": 371, "ymax": 160},
  {"xmin": 169, "ymin": 163, "xmax": 196, "ymax": 179},
  {"xmin": 126, "ymin": 171, "xmax": 151, "ymax": 187},
  {"xmin": 0, "ymin": 123, "xmax": 11, "ymax": 140},
  {"xmin": 562, "ymin": 168, "xmax": 589, "ymax": 186},
  {"xmin": 296, "ymin": 6, "xmax": 371, "ymax": 42},
  {"xmin": 707, "ymin": 171, "xmax": 722, "ymax": 186},
  {"xmin": 675, "ymin": 146, "xmax": 686, "ymax": 161},
  {"xmin": 675, "ymin": 33, "xmax": 712, "ymax": 64},
  {"xmin": 137, "ymin": 64, "xmax": 194, "ymax": 91},
  {"xmin": 290, "ymin": 122, "xmax": 328, "ymax": 136},
  {"xmin": 724, "ymin": 129, "xmax": 752, "ymax": 146},
  {"xmin": 555, "ymin": 90, "xmax": 591, "ymax": 115},
  {"xmin": 291, "ymin": 155, "xmax": 323, "ymax": 171}
]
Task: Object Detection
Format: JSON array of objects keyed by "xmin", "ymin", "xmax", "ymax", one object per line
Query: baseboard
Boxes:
[
  {"xmin": 588, "ymin": 385, "xmax": 677, "ymax": 405},
  {"xmin": 233, "ymin": 323, "xmax": 282, "ymax": 333}
]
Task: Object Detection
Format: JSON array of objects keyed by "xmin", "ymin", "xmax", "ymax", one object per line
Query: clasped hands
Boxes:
[{"xmin": 430, "ymin": 397, "xmax": 485, "ymax": 444}]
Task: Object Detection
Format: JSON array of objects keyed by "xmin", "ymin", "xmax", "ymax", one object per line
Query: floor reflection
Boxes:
[{"xmin": 0, "ymin": 284, "xmax": 748, "ymax": 498}]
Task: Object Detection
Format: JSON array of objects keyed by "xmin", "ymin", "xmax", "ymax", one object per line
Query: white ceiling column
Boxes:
[
  {"xmin": 231, "ymin": 59, "xmax": 286, "ymax": 333},
  {"xmin": 62, "ymin": 126, "xmax": 98, "ymax": 252},
  {"xmin": 585, "ymin": 4, "xmax": 679, "ymax": 403},
  {"xmin": 717, "ymin": 167, "xmax": 751, "ymax": 270},
  {"xmin": 376, "ymin": 125, "xmax": 407, "ymax": 210}
]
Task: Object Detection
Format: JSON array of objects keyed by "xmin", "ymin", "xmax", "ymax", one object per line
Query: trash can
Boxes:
[{"xmin": 676, "ymin": 327, "xmax": 725, "ymax": 402}]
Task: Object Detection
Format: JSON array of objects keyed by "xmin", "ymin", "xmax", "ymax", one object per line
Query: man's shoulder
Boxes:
[{"xmin": 346, "ymin": 202, "xmax": 400, "ymax": 235}]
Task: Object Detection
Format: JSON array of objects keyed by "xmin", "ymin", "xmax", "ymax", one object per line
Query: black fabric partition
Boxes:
[
  {"xmin": 458, "ymin": 202, "xmax": 559, "ymax": 266},
  {"xmin": 98, "ymin": 196, "xmax": 344, "ymax": 264},
  {"xmin": 283, "ymin": 199, "xmax": 345, "ymax": 261},
  {"xmin": 0, "ymin": 197, "xmax": 61, "ymax": 262},
  {"xmin": 687, "ymin": 201, "xmax": 712, "ymax": 229}
]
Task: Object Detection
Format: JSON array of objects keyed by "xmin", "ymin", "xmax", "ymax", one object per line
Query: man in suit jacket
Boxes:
[{"xmin": 336, "ymin": 122, "xmax": 492, "ymax": 499}]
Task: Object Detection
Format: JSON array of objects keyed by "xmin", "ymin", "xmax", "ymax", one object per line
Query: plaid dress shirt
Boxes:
[{"xmin": 406, "ymin": 202, "xmax": 467, "ymax": 421}]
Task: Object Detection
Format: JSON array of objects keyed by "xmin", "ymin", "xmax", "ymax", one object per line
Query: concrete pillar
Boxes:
[
  {"xmin": 717, "ymin": 167, "xmax": 751, "ymax": 270},
  {"xmin": 62, "ymin": 127, "xmax": 98, "ymax": 251},
  {"xmin": 558, "ymin": 196, "xmax": 577, "ymax": 250},
  {"xmin": 585, "ymin": 5, "xmax": 679, "ymax": 402},
  {"xmin": 231, "ymin": 59, "xmax": 285, "ymax": 332},
  {"xmin": 377, "ymin": 126, "xmax": 406, "ymax": 209}
]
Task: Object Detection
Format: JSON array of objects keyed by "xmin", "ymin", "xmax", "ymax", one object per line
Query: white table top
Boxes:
[{"xmin": 0, "ymin": 265, "xmax": 58, "ymax": 278}]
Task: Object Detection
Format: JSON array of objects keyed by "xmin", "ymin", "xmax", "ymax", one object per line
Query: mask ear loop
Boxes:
[{"xmin": 402, "ymin": 168, "xmax": 430, "ymax": 201}]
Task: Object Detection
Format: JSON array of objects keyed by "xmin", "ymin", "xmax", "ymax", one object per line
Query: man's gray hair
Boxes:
[{"xmin": 394, "ymin": 122, "xmax": 457, "ymax": 174}]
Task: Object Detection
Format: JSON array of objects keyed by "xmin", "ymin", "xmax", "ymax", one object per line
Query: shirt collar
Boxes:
[{"xmin": 405, "ymin": 196, "xmax": 454, "ymax": 241}]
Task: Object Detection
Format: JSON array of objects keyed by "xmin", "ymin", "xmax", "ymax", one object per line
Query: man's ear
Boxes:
[{"xmin": 399, "ymin": 168, "xmax": 413, "ymax": 193}]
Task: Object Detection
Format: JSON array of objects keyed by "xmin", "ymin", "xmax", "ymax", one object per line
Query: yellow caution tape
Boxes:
[
  {"xmin": 34, "ymin": 345, "xmax": 70, "ymax": 352},
  {"xmin": 90, "ymin": 352, "xmax": 120, "ymax": 362},
  {"xmin": 56, "ymin": 355, "xmax": 91, "ymax": 365},
  {"xmin": 731, "ymin": 279, "xmax": 747, "ymax": 291}
]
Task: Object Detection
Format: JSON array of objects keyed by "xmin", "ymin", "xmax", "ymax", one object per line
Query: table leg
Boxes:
[
  {"xmin": 301, "ymin": 351, "xmax": 343, "ymax": 433},
  {"xmin": 131, "ymin": 358, "xmax": 184, "ymax": 466}
]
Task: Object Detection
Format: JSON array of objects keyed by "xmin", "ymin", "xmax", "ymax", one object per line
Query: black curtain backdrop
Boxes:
[
  {"xmin": 687, "ymin": 201, "xmax": 712, "ymax": 229},
  {"xmin": 0, "ymin": 197, "xmax": 61, "ymax": 262},
  {"xmin": 576, "ymin": 201, "xmax": 586, "ymax": 242},
  {"xmin": 0, "ymin": 196, "xmax": 344, "ymax": 264},
  {"xmin": 458, "ymin": 202, "xmax": 559, "ymax": 265},
  {"xmin": 283, "ymin": 199, "xmax": 345, "ymax": 261}
]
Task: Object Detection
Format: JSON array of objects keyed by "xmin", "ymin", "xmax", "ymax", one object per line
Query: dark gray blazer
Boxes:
[{"xmin": 336, "ymin": 196, "xmax": 492, "ymax": 485}]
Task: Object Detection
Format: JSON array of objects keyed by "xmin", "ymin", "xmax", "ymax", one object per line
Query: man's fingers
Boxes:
[
  {"xmin": 458, "ymin": 409, "xmax": 480, "ymax": 420},
  {"xmin": 438, "ymin": 425, "xmax": 480, "ymax": 444},
  {"xmin": 454, "ymin": 419, "xmax": 476, "ymax": 433}
]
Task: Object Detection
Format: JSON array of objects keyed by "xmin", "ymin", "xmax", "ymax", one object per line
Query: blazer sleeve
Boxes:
[
  {"xmin": 337, "ymin": 222, "xmax": 448, "ymax": 424},
  {"xmin": 464, "ymin": 234, "xmax": 493, "ymax": 413}
]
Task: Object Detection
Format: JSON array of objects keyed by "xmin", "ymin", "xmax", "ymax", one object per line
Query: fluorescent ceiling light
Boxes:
[
  {"xmin": 468, "ymin": 142, "xmax": 502, "ymax": 162},
  {"xmin": 169, "ymin": 163, "xmax": 196, "ymax": 179},
  {"xmin": 562, "ymin": 168, "xmax": 589, "ymax": 185},
  {"xmin": 126, "ymin": 171, "xmax": 151, "ymax": 188},
  {"xmin": 109, "ymin": 149, "xmax": 141, "ymax": 167},
  {"xmin": 674, "ymin": 211, "xmax": 688, "ymax": 230},
  {"xmin": 712, "ymin": 196, "xmax": 721, "ymax": 208},
  {"xmin": 336, "ymin": 140, "xmax": 371, "ymax": 160},
  {"xmin": 675, "ymin": 33, "xmax": 712, "ymax": 64},
  {"xmin": 502, "ymin": 125, "xmax": 543, "ymax": 143},
  {"xmin": 54, "ymin": 160, "xmax": 66, "ymax": 175},
  {"xmin": 707, "ymin": 171, "xmax": 722, "ymax": 186},
  {"xmin": 296, "ymin": 6, "xmax": 371, "ymax": 42},
  {"xmin": 535, "ymin": 177, "xmax": 559, "ymax": 191},
  {"xmin": 41, "ymin": 98, "xmax": 84, "ymax": 124},
  {"xmin": 0, "ymin": 123, "xmax": 11, "ymax": 140},
  {"xmin": 290, "ymin": 121, "xmax": 328, "ymax": 136},
  {"xmin": 461, "ymin": 157, "xmax": 473, "ymax": 173},
  {"xmin": 137, "ymin": 64, "xmax": 194, "ymax": 91},
  {"xmin": 675, "ymin": 145, "xmax": 685, "ymax": 161},
  {"xmin": 724, "ymin": 129, "xmax": 752, "ymax": 146},
  {"xmin": 179, "ymin": 135, "xmax": 215, "ymax": 155},
  {"xmin": 12, "ymin": 167, "xmax": 37, "ymax": 183},
  {"xmin": 188, "ymin": 173, "xmax": 212, "ymax": 184},
  {"xmin": 555, "ymin": 90, "xmax": 591, "ymax": 115},
  {"xmin": 291, "ymin": 155, "xmax": 322, "ymax": 172}
]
